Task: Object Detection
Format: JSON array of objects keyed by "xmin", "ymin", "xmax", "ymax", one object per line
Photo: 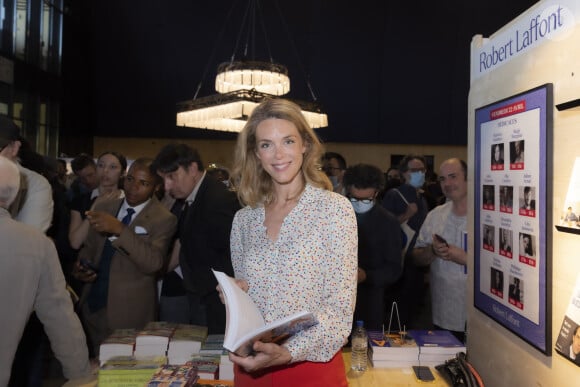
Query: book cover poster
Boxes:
[
  {"xmin": 555, "ymin": 273, "xmax": 580, "ymax": 366},
  {"xmin": 474, "ymin": 84, "xmax": 552, "ymax": 355}
]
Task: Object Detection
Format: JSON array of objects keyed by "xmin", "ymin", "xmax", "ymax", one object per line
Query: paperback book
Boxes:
[
  {"xmin": 212, "ymin": 269, "xmax": 318, "ymax": 357},
  {"xmin": 554, "ymin": 273, "xmax": 580, "ymax": 366},
  {"xmin": 219, "ymin": 352, "xmax": 234, "ymax": 381},
  {"xmin": 366, "ymin": 330, "xmax": 419, "ymax": 367},
  {"xmin": 187, "ymin": 355, "xmax": 220, "ymax": 380},
  {"xmin": 99, "ymin": 328, "xmax": 137, "ymax": 365},
  {"xmin": 408, "ymin": 329, "xmax": 466, "ymax": 365},
  {"xmin": 200, "ymin": 334, "xmax": 226, "ymax": 355},
  {"xmin": 146, "ymin": 363, "xmax": 200, "ymax": 386},
  {"xmin": 135, "ymin": 321, "xmax": 178, "ymax": 357},
  {"xmin": 98, "ymin": 355, "xmax": 166, "ymax": 387},
  {"xmin": 408, "ymin": 329, "xmax": 466, "ymax": 355},
  {"xmin": 167, "ymin": 324, "xmax": 208, "ymax": 365}
]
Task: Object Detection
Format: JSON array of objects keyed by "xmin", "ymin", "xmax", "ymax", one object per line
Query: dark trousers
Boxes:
[
  {"xmin": 9, "ymin": 314, "xmax": 46, "ymax": 387},
  {"xmin": 159, "ymin": 294, "xmax": 190, "ymax": 324},
  {"xmin": 187, "ymin": 291, "xmax": 227, "ymax": 334},
  {"xmin": 384, "ymin": 263, "xmax": 427, "ymax": 329}
]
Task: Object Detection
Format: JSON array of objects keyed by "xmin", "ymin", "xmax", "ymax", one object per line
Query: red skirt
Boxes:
[{"xmin": 234, "ymin": 351, "xmax": 347, "ymax": 387}]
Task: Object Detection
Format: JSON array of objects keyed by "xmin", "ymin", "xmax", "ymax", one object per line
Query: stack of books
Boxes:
[
  {"xmin": 98, "ymin": 355, "xmax": 166, "ymax": 387},
  {"xmin": 188, "ymin": 354, "xmax": 220, "ymax": 380},
  {"xmin": 167, "ymin": 324, "xmax": 208, "ymax": 365},
  {"xmin": 99, "ymin": 329, "xmax": 137, "ymax": 365},
  {"xmin": 218, "ymin": 352, "xmax": 234, "ymax": 381},
  {"xmin": 408, "ymin": 329, "xmax": 466, "ymax": 366},
  {"xmin": 199, "ymin": 333, "xmax": 226, "ymax": 356},
  {"xmin": 367, "ymin": 330, "xmax": 419, "ymax": 368},
  {"xmin": 135, "ymin": 321, "xmax": 177, "ymax": 357},
  {"xmin": 366, "ymin": 329, "xmax": 466, "ymax": 368},
  {"xmin": 146, "ymin": 363, "xmax": 200, "ymax": 386}
]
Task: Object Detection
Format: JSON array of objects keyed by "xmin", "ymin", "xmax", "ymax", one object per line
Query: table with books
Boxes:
[
  {"xmin": 63, "ymin": 316, "xmax": 460, "ymax": 387},
  {"xmin": 64, "ymin": 321, "xmax": 234, "ymax": 387},
  {"xmin": 343, "ymin": 349, "xmax": 450, "ymax": 386},
  {"xmin": 343, "ymin": 328, "xmax": 466, "ymax": 386}
]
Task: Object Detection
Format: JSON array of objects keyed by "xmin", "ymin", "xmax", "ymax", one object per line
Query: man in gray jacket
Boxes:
[{"xmin": 0, "ymin": 155, "xmax": 91, "ymax": 385}]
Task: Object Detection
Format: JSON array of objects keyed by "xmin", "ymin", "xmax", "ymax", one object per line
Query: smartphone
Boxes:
[
  {"xmin": 80, "ymin": 258, "xmax": 98, "ymax": 273},
  {"xmin": 434, "ymin": 234, "xmax": 449, "ymax": 247},
  {"xmin": 413, "ymin": 365, "xmax": 435, "ymax": 383}
]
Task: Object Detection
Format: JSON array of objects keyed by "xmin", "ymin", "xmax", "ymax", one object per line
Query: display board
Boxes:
[{"xmin": 474, "ymin": 84, "xmax": 552, "ymax": 354}]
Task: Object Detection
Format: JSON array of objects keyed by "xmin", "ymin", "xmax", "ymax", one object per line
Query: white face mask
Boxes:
[{"xmin": 351, "ymin": 200, "xmax": 374, "ymax": 214}]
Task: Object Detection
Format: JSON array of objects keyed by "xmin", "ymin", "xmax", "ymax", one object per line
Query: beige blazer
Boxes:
[{"xmin": 78, "ymin": 197, "xmax": 177, "ymax": 330}]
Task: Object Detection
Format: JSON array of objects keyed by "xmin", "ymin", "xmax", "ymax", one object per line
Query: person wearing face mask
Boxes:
[
  {"xmin": 344, "ymin": 163, "xmax": 402, "ymax": 331},
  {"xmin": 380, "ymin": 154, "xmax": 430, "ymax": 328},
  {"xmin": 381, "ymin": 155, "xmax": 429, "ymax": 246},
  {"xmin": 322, "ymin": 151, "xmax": 347, "ymax": 195},
  {"xmin": 378, "ymin": 167, "xmax": 402, "ymax": 201}
]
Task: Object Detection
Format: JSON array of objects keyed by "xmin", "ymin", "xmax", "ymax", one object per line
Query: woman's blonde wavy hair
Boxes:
[{"xmin": 231, "ymin": 98, "xmax": 332, "ymax": 207}]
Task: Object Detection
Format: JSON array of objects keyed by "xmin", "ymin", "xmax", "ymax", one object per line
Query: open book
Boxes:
[{"xmin": 212, "ymin": 269, "xmax": 318, "ymax": 357}]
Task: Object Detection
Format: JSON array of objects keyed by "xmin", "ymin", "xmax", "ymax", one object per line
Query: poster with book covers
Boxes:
[
  {"xmin": 474, "ymin": 84, "xmax": 552, "ymax": 355},
  {"xmin": 555, "ymin": 273, "xmax": 580, "ymax": 366}
]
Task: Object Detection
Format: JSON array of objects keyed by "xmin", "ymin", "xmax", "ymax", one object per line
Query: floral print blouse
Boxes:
[{"xmin": 230, "ymin": 184, "xmax": 358, "ymax": 362}]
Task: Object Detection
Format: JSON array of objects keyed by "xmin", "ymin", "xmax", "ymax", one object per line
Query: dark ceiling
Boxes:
[{"xmin": 61, "ymin": 0, "xmax": 538, "ymax": 146}]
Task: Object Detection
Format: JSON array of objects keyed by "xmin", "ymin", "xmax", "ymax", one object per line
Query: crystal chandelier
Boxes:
[{"xmin": 176, "ymin": 0, "xmax": 328, "ymax": 133}]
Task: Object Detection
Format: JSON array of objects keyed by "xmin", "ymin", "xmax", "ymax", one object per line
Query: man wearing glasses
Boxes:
[
  {"xmin": 322, "ymin": 151, "xmax": 347, "ymax": 195},
  {"xmin": 380, "ymin": 154, "xmax": 430, "ymax": 328},
  {"xmin": 343, "ymin": 163, "xmax": 402, "ymax": 331}
]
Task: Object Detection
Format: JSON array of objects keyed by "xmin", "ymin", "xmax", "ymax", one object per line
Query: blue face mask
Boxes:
[
  {"xmin": 329, "ymin": 175, "xmax": 339, "ymax": 189},
  {"xmin": 408, "ymin": 171, "xmax": 425, "ymax": 188},
  {"xmin": 351, "ymin": 200, "xmax": 374, "ymax": 214}
]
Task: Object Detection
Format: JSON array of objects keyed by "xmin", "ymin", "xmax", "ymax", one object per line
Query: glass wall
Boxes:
[{"xmin": 0, "ymin": 0, "xmax": 63, "ymax": 156}]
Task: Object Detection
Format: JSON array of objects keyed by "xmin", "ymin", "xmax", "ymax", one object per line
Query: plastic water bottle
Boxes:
[{"xmin": 351, "ymin": 320, "xmax": 368, "ymax": 372}]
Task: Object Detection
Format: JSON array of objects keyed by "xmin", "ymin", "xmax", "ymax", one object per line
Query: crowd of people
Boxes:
[{"xmin": 0, "ymin": 98, "xmax": 468, "ymax": 386}]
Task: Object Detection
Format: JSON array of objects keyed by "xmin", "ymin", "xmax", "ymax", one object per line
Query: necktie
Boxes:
[
  {"xmin": 178, "ymin": 201, "xmax": 191, "ymax": 239},
  {"xmin": 87, "ymin": 207, "xmax": 135, "ymax": 312},
  {"xmin": 122, "ymin": 208, "xmax": 135, "ymax": 225},
  {"xmin": 170, "ymin": 198, "xmax": 186, "ymax": 217}
]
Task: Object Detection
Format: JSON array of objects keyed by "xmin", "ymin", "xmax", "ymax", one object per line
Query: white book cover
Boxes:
[
  {"xmin": 212, "ymin": 269, "xmax": 318, "ymax": 357},
  {"xmin": 555, "ymin": 272, "xmax": 580, "ymax": 366}
]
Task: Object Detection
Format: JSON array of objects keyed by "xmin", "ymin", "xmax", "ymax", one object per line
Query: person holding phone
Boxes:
[
  {"xmin": 72, "ymin": 158, "xmax": 177, "ymax": 356},
  {"xmin": 410, "ymin": 158, "xmax": 468, "ymax": 342}
]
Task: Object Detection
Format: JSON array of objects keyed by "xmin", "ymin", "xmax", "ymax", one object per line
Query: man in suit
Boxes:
[
  {"xmin": 491, "ymin": 144, "xmax": 504, "ymax": 166},
  {"xmin": 0, "ymin": 155, "xmax": 91, "ymax": 385},
  {"xmin": 483, "ymin": 226, "xmax": 494, "ymax": 248},
  {"xmin": 500, "ymin": 228, "xmax": 512, "ymax": 253},
  {"xmin": 569, "ymin": 325, "xmax": 580, "ymax": 365},
  {"xmin": 521, "ymin": 186, "xmax": 536, "ymax": 210},
  {"xmin": 74, "ymin": 158, "xmax": 177, "ymax": 355},
  {"xmin": 499, "ymin": 185, "xmax": 513, "ymax": 209},
  {"xmin": 508, "ymin": 277, "xmax": 521, "ymax": 302},
  {"xmin": 153, "ymin": 143, "xmax": 240, "ymax": 334}
]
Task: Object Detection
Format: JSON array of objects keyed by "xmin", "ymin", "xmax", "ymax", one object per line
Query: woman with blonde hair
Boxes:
[{"xmin": 226, "ymin": 98, "xmax": 357, "ymax": 386}]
